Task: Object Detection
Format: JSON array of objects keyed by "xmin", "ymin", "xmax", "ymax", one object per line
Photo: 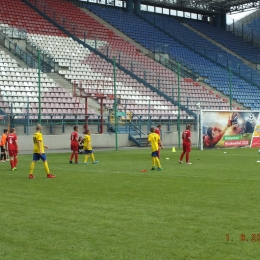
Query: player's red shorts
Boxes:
[
  {"xmin": 8, "ymin": 150, "xmax": 18, "ymax": 157},
  {"xmin": 182, "ymin": 143, "xmax": 191, "ymax": 153},
  {"xmin": 71, "ymin": 142, "xmax": 78, "ymax": 152}
]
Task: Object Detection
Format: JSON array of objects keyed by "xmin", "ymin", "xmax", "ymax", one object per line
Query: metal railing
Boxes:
[
  {"xmin": 140, "ymin": 13, "xmax": 260, "ymax": 88},
  {"xmin": 0, "ymin": 111, "xmax": 196, "ymax": 135},
  {"xmin": 226, "ymin": 23, "xmax": 260, "ymax": 49},
  {"xmin": 0, "ymin": 25, "xmax": 27, "ymax": 40},
  {"xmin": 156, "ymin": 54, "xmax": 199, "ymax": 81},
  {"xmin": 231, "ymin": 8, "xmax": 260, "ymax": 27},
  {"xmin": 30, "ymin": 0, "xmax": 88, "ymax": 40},
  {"xmin": 0, "ymin": 27, "xmax": 58, "ymax": 73},
  {"xmin": 26, "ymin": 0, "xmax": 181, "ymax": 91},
  {"xmin": 23, "ymin": 0, "xmax": 198, "ymax": 118},
  {"xmin": 25, "ymin": 37, "xmax": 59, "ymax": 72},
  {"xmin": 0, "ymin": 31, "xmax": 44, "ymax": 70},
  {"xmin": 96, "ymin": 45, "xmax": 180, "ymax": 92}
]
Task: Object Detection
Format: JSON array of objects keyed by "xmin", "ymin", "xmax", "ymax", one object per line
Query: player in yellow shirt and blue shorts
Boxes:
[
  {"xmin": 83, "ymin": 130, "xmax": 98, "ymax": 164},
  {"xmin": 147, "ymin": 126, "xmax": 163, "ymax": 171},
  {"xmin": 29, "ymin": 124, "xmax": 56, "ymax": 179}
]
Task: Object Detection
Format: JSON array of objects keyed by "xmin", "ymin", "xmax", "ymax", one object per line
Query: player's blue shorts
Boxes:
[
  {"xmin": 151, "ymin": 151, "xmax": 159, "ymax": 157},
  {"xmin": 84, "ymin": 149, "xmax": 93, "ymax": 154},
  {"xmin": 33, "ymin": 153, "xmax": 47, "ymax": 161}
]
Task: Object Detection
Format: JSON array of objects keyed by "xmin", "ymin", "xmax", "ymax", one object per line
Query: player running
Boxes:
[
  {"xmin": 0, "ymin": 129, "xmax": 9, "ymax": 162},
  {"xmin": 179, "ymin": 124, "xmax": 192, "ymax": 165},
  {"xmin": 69, "ymin": 126, "xmax": 79, "ymax": 164},
  {"xmin": 147, "ymin": 126, "xmax": 163, "ymax": 171},
  {"xmin": 83, "ymin": 130, "xmax": 98, "ymax": 164},
  {"xmin": 29, "ymin": 124, "xmax": 55, "ymax": 179},
  {"xmin": 6, "ymin": 128, "xmax": 19, "ymax": 171}
]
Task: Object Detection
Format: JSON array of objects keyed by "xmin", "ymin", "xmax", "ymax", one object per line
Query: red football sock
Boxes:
[
  {"xmin": 186, "ymin": 153, "xmax": 190, "ymax": 163},
  {"xmin": 70, "ymin": 153, "xmax": 75, "ymax": 161},
  {"xmin": 10, "ymin": 159, "xmax": 14, "ymax": 169},
  {"xmin": 180, "ymin": 152, "xmax": 185, "ymax": 161},
  {"xmin": 14, "ymin": 157, "xmax": 18, "ymax": 167},
  {"xmin": 75, "ymin": 153, "xmax": 78, "ymax": 163}
]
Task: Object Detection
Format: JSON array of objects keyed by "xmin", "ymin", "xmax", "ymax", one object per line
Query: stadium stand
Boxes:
[
  {"xmin": 0, "ymin": 0, "xmax": 194, "ymax": 120},
  {"xmin": 184, "ymin": 19, "xmax": 260, "ymax": 64},
  {"xmin": 247, "ymin": 17, "xmax": 260, "ymax": 30},
  {"xmin": 0, "ymin": 0, "xmax": 98, "ymax": 119},
  {"xmin": 27, "ymin": 0, "xmax": 231, "ymax": 112},
  {"xmin": 142, "ymin": 12, "xmax": 260, "ymax": 82},
  {"xmin": 0, "ymin": 49, "xmax": 95, "ymax": 119},
  {"xmin": 84, "ymin": 4, "xmax": 260, "ymax": 110},
  {"xmin": 225, "ymin": 9, "xmax": 260, "ymax": 51},
  {"xmin": 0, "ymin": 0, "xmax": 65, "ymax": 36},
  {"xmin": 243, "ymin": 16, "xmax": 260, "ymax": 40}
]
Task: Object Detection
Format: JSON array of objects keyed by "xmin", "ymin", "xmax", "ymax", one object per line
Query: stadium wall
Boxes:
[
  {"xmin": 14, "ymin": 132, "xmax": 198, "ymax": 150},
  {"xmin": 2, "ymin": 126, "xmax": 197, "ymax": 150},
  {"xmin": 18, "ymin": 134, "xmax": 133, "ymax": 150}
]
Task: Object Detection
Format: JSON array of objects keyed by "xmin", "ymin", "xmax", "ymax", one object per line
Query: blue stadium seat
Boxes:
[{"xmin": 84, "ymin": 4, "xmax": 260, "ymax": 110}]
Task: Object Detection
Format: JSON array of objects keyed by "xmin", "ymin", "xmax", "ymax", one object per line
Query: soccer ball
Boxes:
[
  {"xmin": 258, "ymin": 150, "xmax": 260, "ymax": 154},
  {"xmin": 248, "ymin": 114, "xmax": 255, "ymax": 123}
]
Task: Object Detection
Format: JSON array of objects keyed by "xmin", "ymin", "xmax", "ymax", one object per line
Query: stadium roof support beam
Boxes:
[
  {"xmin": 229, "ymin": 1, "xmax": 260, "ymax": 13},
  {"xmin": 140, "ymin": 0, "xmax": 260, "ymax": 14}
]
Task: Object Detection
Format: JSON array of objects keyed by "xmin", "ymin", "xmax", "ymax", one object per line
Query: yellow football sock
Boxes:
[
  {"xmin": 84, "ymin": 155, "xmax": 89, "ymax": 163},
  {"xmin": 152, "ymin": 157, "xmax": 155, "ymax": 167},
  {"xmin": 155, "ymin": 157, "xmax": 161, "ymax": 168},
  {"xmin": 43, "ymin": 161, "xmax": 50, "ymax": 174},
  {"xmin": 29, "ymin": 162, "xmax": 35, "ymax": 175},
  {"xmin": 91, "ymin": 154, "xmax": 95, "ymax": 162}
]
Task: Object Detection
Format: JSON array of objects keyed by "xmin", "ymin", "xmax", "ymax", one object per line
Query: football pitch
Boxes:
[{"xmin": 1, "ymin": 147, "xmax": 260, "ymax": 260}]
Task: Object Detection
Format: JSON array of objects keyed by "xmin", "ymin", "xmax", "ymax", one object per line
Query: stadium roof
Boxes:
[{"xmin": 141, "ymin": 0, "xmax": 260, "ymax": 14}]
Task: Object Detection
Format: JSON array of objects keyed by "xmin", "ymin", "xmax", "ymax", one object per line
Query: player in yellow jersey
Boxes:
[
  {"xmin": 147, "ymin": 126, "xmax": 164, "ymax": 171},
  {"xmin": 83, "ymin": 130, "xmax": 98, "ymax": 164},
  {"xmin": 29, "ymin": 124, "xmax": 56, "ymax": 179}
]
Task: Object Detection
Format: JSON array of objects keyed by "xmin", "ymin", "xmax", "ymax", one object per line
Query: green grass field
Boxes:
[{"xmin": 1, "ymin": 147, "xmax": 260, "ymax": 260}]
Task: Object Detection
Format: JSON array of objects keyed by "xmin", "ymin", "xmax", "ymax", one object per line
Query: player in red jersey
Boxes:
[
  {"xmin": 69, "ymin": 125, "xmax": 79, "ymax": 164},
  {"xmin": 155, "ymin": 124, "xmax": 162, "ymax": 158},
  {"xmin": 179, "ymin": 124, "xmax": 192, "ymax": 165},
  {"xmin": 6, "ymin": 128, "xmax": 19, "ymax": 171}
]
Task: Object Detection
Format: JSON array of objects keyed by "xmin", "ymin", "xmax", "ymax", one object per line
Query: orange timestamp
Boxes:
[{"xmin": 226, "ymin": 234, "xmax": 260, "ymax": 242}]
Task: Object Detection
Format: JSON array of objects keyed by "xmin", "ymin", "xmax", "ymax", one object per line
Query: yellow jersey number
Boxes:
[{"xmin": 33, "ymin": 137, "xmax": 37, "ymax": 144}]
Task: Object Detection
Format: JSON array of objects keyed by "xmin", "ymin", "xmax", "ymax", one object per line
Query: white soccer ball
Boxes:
[
  {"xmin": 248, "ymin": 114, "xmax": 255, "ymax": 123},
  {"xmin": 258, "ymin": 150, "xmax": 260, "ymax": 154}
]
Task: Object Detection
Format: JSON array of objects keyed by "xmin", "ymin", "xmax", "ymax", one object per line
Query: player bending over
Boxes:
[
  {"xmin": 29, "ymin": 124, "xmax": 55, "ymax": 179},
  {"xmin": 83, "ymin": 130, "xmax": 98, "ymax": 164},
  {"xmin": 6, "ymin": 128, "xmax": 19, "ymax": 171},
  {"xmin": 147, "ymin": 126, "xmax": 163, "ymax": 171}
]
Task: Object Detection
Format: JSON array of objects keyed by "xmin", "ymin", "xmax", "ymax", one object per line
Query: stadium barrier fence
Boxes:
[{"xmin": 0, "ymin": 113, "xmax": 196, "ymax": 137}]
